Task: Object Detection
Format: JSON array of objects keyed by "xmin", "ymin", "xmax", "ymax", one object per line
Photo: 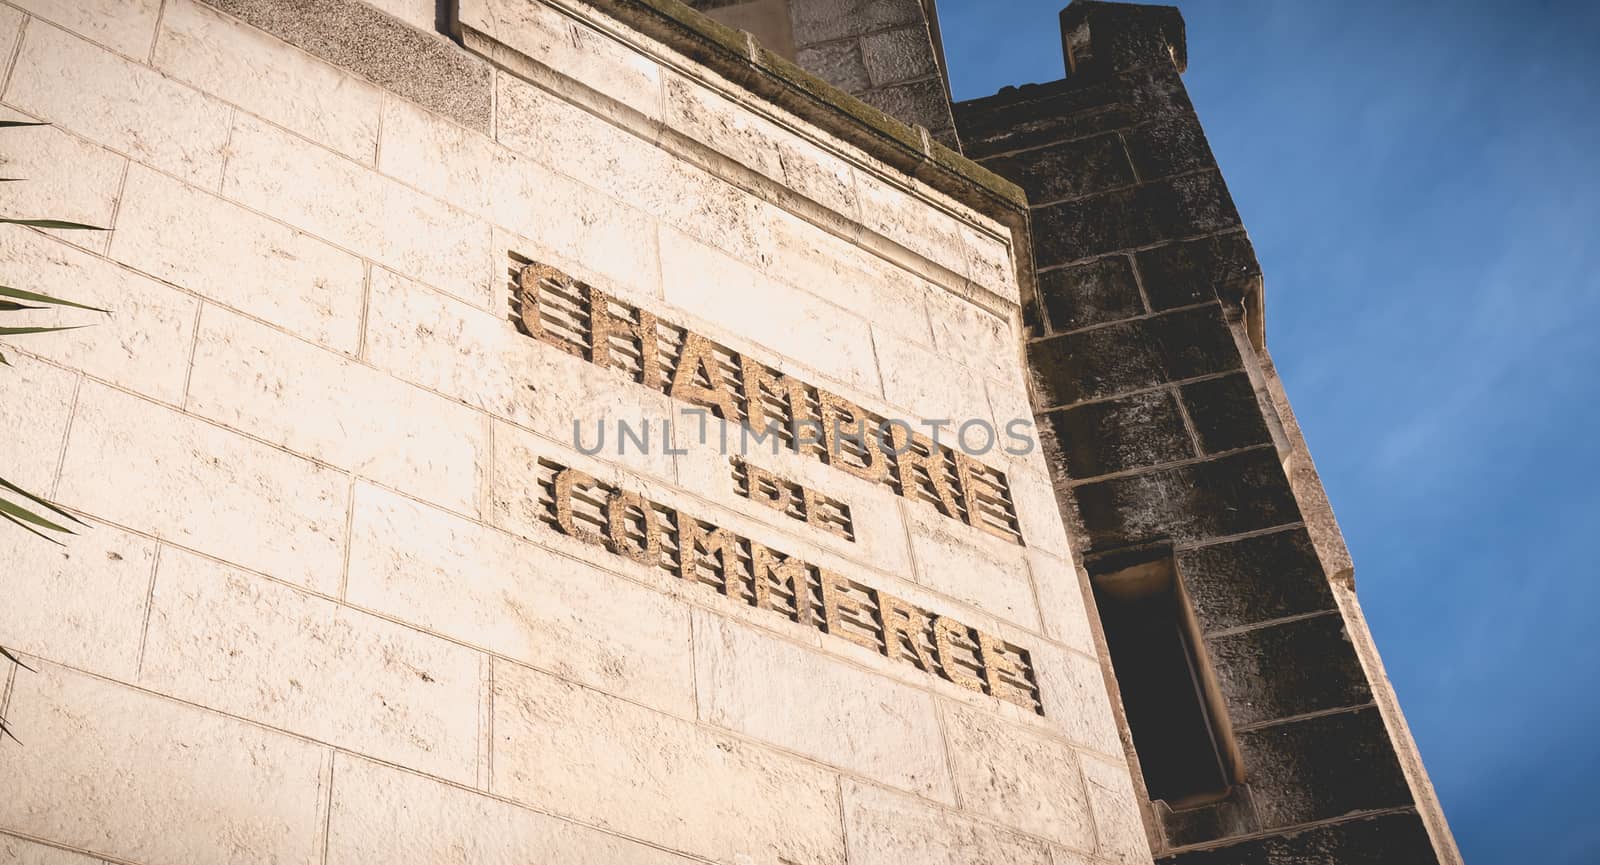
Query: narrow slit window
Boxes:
[{"xmin": 1092, "ymin": 552, "xmax": 1234, "ymax": 808}]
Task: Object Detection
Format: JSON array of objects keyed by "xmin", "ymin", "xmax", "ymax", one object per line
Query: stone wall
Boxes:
[
  {"xmin": 0, "ymin": 0, "xmax": 1150, "ymax": 863},
  {"xmin": 956, "ymin": 2, "xmax": 1461, "ymax": 862}
]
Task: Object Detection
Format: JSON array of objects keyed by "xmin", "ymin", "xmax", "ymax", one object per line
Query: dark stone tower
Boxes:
[{"xmin": 953, "ymin": 2, "xmax": 1462, "ymax": 861}]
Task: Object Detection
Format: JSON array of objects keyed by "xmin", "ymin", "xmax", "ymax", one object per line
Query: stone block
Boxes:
[
  {"xmin": 694, "ymin": 611, "xmax": 953, "ymax": 800},
  {"xmin": 1235, "ymin": 708, "xmax": 1413, "ymax": 829},
  {"xmin": 0, "ymin": 7, "xmax": 20, "ymax": 71},
  {"xmin": 0, "ymin": 664, "xmax": 327, "ymax": 865},
  {"xmin": 187, "ymin": 305, "xmax": 485, "ymax": 514},
  {"xmin": 792, "ymin": 0, "xmax": 923, "ymax": 46},
  {"xmin": 0, "ymin": 522, "xmax": 155, "ymax": 680},
  {"xmin": 491, "ymin": 661, "xmax": 846, "ymax": 865},
  {"xmin": 1175, "ymin": 529, "xmax": 1337, "ymax": 634},
  {"xmin": 1032, "ymin": 171, "xmax": 1241, "ymax": 267},
  {"xmin": 1040, "ymin": 389, "xmax": 1195, "ymax": 480},
  {"xmin": 1206, "ymin": 614, "xmax": 1373, "ymax": 728},
  {"xmin": 108, "ymin": 165, "xmax": 367, "ymax": 355},
  {"xmin": 843, "ymin": 779, "xmax": 1054, "ymax": 865},
  {"xmin": 1005, "ymin": 458, "xmax": 1076, "ymax": 560},
  {"xmin": 363, "ymin": 267, "xmax": 678, "ymax": 481},
  {"xmin": 1038, "ymin": 255, "xmax": 1145, "ymax": 333},
  {"xmin": 764, "ymin": 209, "xmax": 934, "ymax": 346},
  {"xmin": 962, "ymin": 222, "xmax": 1023, "ymax": 303},
  {"xmin": 1029, "ymin": 550, "xmax": 1096, "ymax": 655},
  {"xmin": 903, "ymin": 501, "xmax": 1041, "ymax": 628},
  {"xmin": 797, "ymin": 38, "xmax": 870, "ymax": 92},
  {"xmin": 224, "ymin": 114, "xmax": 490, "ymax": 305},
  {"xmin": 8, "ymin": 22, "xmax": 230, "ymax": 187},
  {"xmin": 1032, "ymin": 641, "xmax": 1124, "ymax": 756},
  {"xmin": 141, "ymin": 547, "xmax": 483, "ymax": 783},
  {"xmin": 941, "ymin": 703, "xmax": 1097, "ymax": 851},
  {"xmin": 57, "ymin": 382, "xmax": 348, "ymax": 594},
  {"xmin": 1122, "ymin": 115, "xmax": 1213, "ymax": 182},
  {"xmin": 0, "ymin": 107, "xmax": 124, "ymax": 253},
  {"xmin": 1180, "ymin": 372, "xmax": 1272, "ymax": 454},
  {"xmin": 199, "ymin": 0, "xmax": 492, "ymax": 131},
  {"xmin": 346, "ymin": 483, "xmax": 696, "ymax": 717},
  {"xmin": 925, "ymin": 284, "xmax": 1016, "ymax": 382},
  {"xmin": 1079, "ymin": 754, "xmax": 1154, "ymax": 864},
  {"xmin": 957, "ymin": 77, "xmax": 1129, "ymax": 160},
  {"xmin": 9, "ymin": 0, "xmax": 160, "ymax": 58},
  {"xmin": 1028, "ymin": 303, "xmax": 1240, "ymax": 408},
  {"xmin": 860, "ymin": 76, "xmax": 954, "ymax": 133},
  {"xmin": 1163, "ymin": 811, "xmax": 1439, "ymax": 865},
  {"xmin": 0, "ymin": 352, "xmax": 73, "ymax": 492},
  {"xmin": 874, "ymin": 326, "xmax": 994, "ymax": 428},
  {"xmin": 1134, "ymin": 231, "xmax": 1260, "ymax": 311},
  {"xmin": 459, "ymin": 0, "xmax": 664, "ymax": 120},
  {"xmin": 361, "ymin": 0, "xmax": 436, "ymax": 31},
  {"xmin": 326, "ymin": 753, "xmax": 698, "ymax": 865},
  {"xmin": 861, "ymin": 26, "xmax": 939, "ymax": 87},
  {"xmin": 982, "ymin": 133, "xmax": 1135, "ymax": 206},
  {"xmin": 661, "ymin": 226, "xmax": 883, "ymax": 397},
  {"xmin": 854, "ymin": 168, "xmax": 973, "ymax": 282},
  {"xmin": 495, "ymin": 75, "xmax": 775, "ymax": 269},
  {"xmin": 156, "ymin": 0, "xmax": 382, "ymax": 161},
  {"xmin": 0, "ymin": 230, "xmax": 199, "ymax": 406},
  {"xmin": 1070, "ymin": 447, "xmax": 1300, "ymax": 550}
]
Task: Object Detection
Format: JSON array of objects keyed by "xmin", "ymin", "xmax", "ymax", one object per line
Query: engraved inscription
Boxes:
[
  {"xmin": 533, "ymin": 458, "xmax": 1043, "ymax": 713},
  {"xmin": 732, "ymin": 457, "xmax": 855, "ymax": 541},
  {"xmin": 511, "ymin": 257, "xmax": 1025, "ymax": 544}
]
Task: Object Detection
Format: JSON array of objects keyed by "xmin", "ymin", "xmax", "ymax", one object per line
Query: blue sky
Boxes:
[{"xmin": 939, "ymin": 1, "xmax": 1600, "ymax": 861}]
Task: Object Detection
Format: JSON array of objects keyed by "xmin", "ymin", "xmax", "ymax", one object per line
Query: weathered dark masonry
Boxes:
[{"xmin": 954, "ymin": 3, "xmax": 1461, "ymax": 862}]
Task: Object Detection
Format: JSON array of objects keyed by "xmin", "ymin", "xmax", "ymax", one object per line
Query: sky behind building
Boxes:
[{"xmin": 940, "ymin": 1, "xmax": 1600, "ymax": 862}]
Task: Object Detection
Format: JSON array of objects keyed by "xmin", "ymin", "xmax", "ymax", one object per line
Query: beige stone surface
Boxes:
[
  {"xmin": 326, "ymin": 753, "xmax": 698, "ymax": 865},
  {"xmin": 224, "ymin": 114, "xmax": 489, "ymax": 304},
  {"xmin": 56, "ymin": 382, "xmax": 348, "ymax": 594},
  {"xmin": 155, "ymin": 0, "xmax": 382, "ymax": 162},
  {"xmin": 495, "ymin": 74, "xmax": 776, "ymax": 268},
  {"xmin": 0, "ymin": 523, "xmax": 154, "ymax": 680},
  {"xmin": 7, "ymin": 22, "xmax": 230, "ymax": 187},
  {"xmin": 903, "ymin": 502, "xmax": 1041, "ymax": 629},
  {"xmin": 491, "ymin": 661, "xmax": 846, "ymax": 865},
  {"xmin": 0, "ymin": 664, "xmax": 327, "ymax": 865},
  {"xmin": 1006, "ymin": 460, "xmax": 1076, "ymax": 559},
  {"xmin": 140, "ymin": 546, "xmax": 483, "ymax": 783},
  {"xmin": 1, "ymin": 834, "xmax": 110, "ymax": 864},
  {"xmin": 694, "ymin": 611, "xmax": 955, "ymax": 801},
  {"xmin": 0, "ymin": 6, "xmax": 24, "ymax": 69},
  {"xmin": 941, "ymin": 703, "xmax": 1098, "ymax": 853},
  {"xmin": 7, "ymin": 0, "xmax": 160, "ymax": 59},
  {"xmin": 0, "ymin": 229, "xmax": 198, "ymax": 406},
  {"xmin": 926, "ymin": 287, "xmax": 1018, "ymax": 383},
  {"xmin": 1030, "ymin": 550, "xmax": 1096, "ymax": 655},
  {"xmin": 0, "ymin": 351, "xmax": 73, "ymax": 492},
  {"xmin": 346, "ymin": 483, "xmax": 696, "ymax": 717},
  {"xmin": 0, "ymin": 107, "xmax": 124, "ymax": 253},
  {"xmin": 363, "ymin": 268, "xmax": 677, "ymax": 480},
  {"xmin": 855, "ymin": 169, "xmax": 972, "ymax": 283},
  {"xmin": 843, "ymin": 780, "xmax": 1054, "ymax": 865},
  {"xmin": 1033, "ymin": 642, "xmax": 1125, "ymax": 758},
  {"xmin": 108, "ymin": 165, "xmax": 367, "ymax": 355},
  {"xmin": 660, "ymin": 226, "xmax": 882, "ymax": 397},
  {"xmin": 459, "ymin": 0, "xmax": 663, "ymax": 120},
  {"xmin": 874, "ymin": 326, "xmax": 996, "ymax": 429},
  {"xmin": 1079, "ymin": 755, "xmax": 1154, "ymax": 864},
  {"xmin": 187, "ymin": 305, "xmax": 485, "ymax": 514}
]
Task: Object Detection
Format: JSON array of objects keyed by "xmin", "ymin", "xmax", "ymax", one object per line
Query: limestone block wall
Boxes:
[{"xmin": 0, "ymin": 1, "xmax": 1150, "ymax": 863}]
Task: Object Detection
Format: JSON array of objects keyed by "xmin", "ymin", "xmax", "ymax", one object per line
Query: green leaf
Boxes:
[
  {"xmin": 0, "ymin": 325, "xmax": 87, "ymax": 336},
  {"xmin": 0, "ymin": 498, "xmax": 75, "ymax": 536},
  {"xmin": 0, "ymin": 475, "xmax": 86, "ymax": 527},
  {"xmin": 0, "ymin": 218, "xmax": 108, "ymax": 230},
  {"xmin": 0, "ymin": 284, "xmax": 110, "ymax": 313},
  {"xmin": 0, "ymin": 348, "xmax": 9, "ymax": 366},
  {"xmin": 0, "ymin": 509, "xmax": 59, "ymax": 543},
  {"xmin": 0, "ymin": 120, "xmax": 48, "ymax": 128},
  {"xmin": 0, "ymin": 301, "xmax": 43, "ymax": 311}
]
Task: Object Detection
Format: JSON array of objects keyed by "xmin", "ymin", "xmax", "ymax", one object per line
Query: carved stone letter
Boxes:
[
  {"xmin": 605, "ymin": 489, "xmax": 662, "ymax": 567},
  {"xmin": 516, "ymin": 264, "xmax": 585, "ymax": 358},
  {"xmin": 552, "ymin": 467, "xmax": 607, "ymax": 547},
  {"xmin": 891, "ymin": 426, "xmax": 962, "ymax": 519},
  {"xmin": 978, "ymin": 630, "xmax": 1037, "ymax": 712},
  {"xmin": 819, "ymin": 569, "xmax": 882, "ymax": 652},
  {"xmin": 586, "ymin": 284, "xmax": 661, "ymax": 390},
  {"xmin": 932, "ymin": 614, "xmax": 986, "ymax": 693},
  {"xmin": 818, "ymin": 391, "xmax": 888, "ymax": 483},
  {"xmin": 671, "ymin": 332, "xmax": 740, "ymax": 420},
  {"xmin": 878, "ymin": 592, "xmax": 934, "ymax": 672}
]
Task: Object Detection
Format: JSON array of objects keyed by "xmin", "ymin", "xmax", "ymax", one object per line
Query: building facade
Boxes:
[{"xmin": 0, "ymin": 0, "xmax": 1458, "ymax": 863}]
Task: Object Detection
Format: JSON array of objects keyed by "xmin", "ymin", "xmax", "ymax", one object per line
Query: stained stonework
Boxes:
[{"xmin": 957, "ymin": 2, "xmax": 1461, "ymax": 862}]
